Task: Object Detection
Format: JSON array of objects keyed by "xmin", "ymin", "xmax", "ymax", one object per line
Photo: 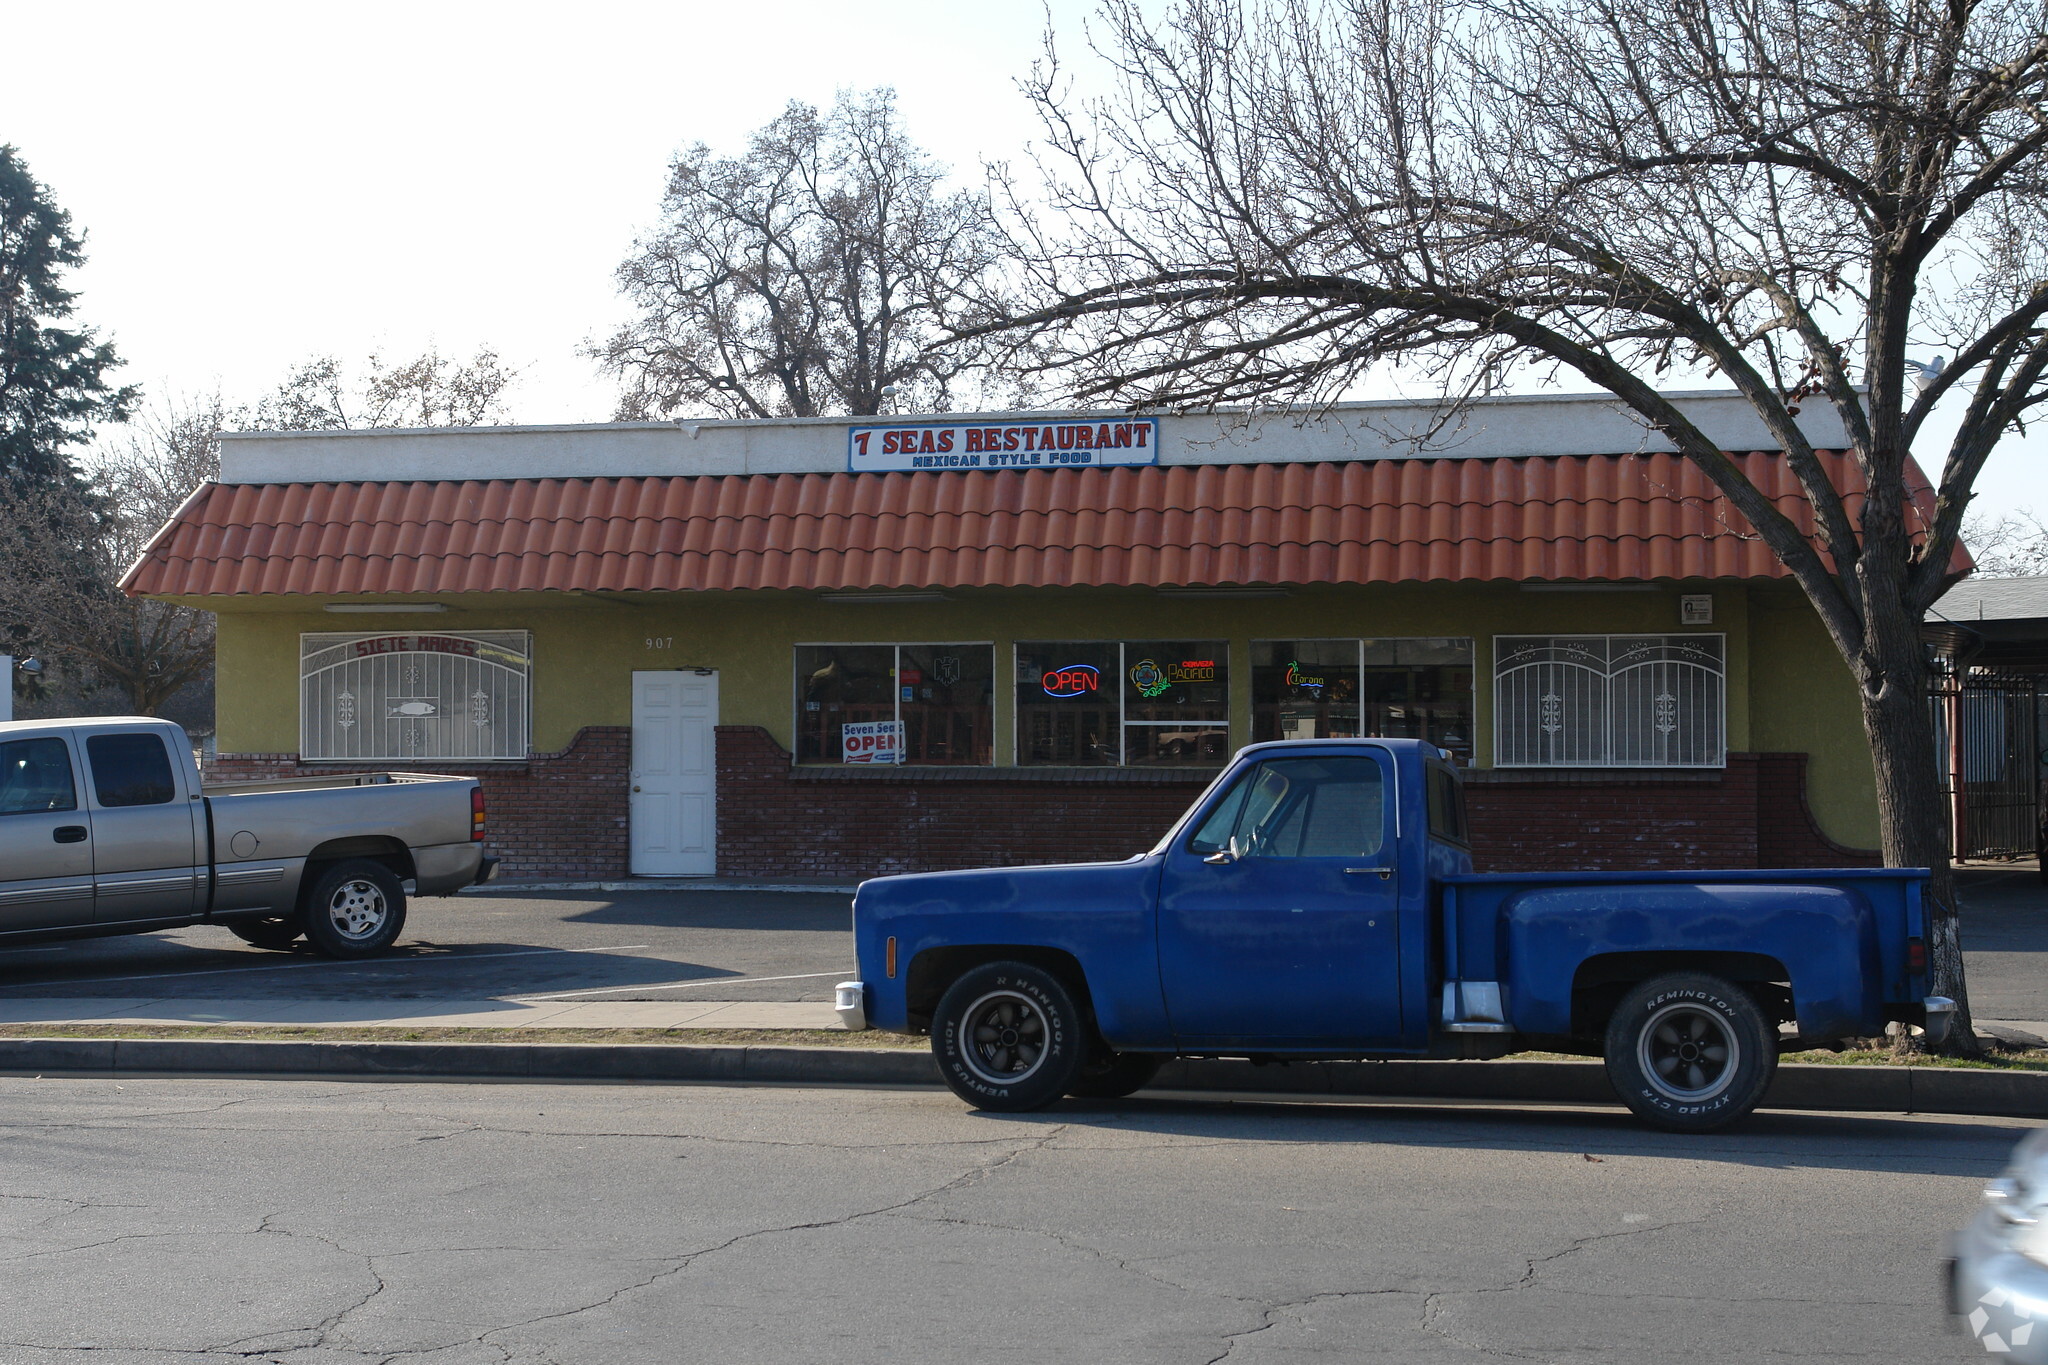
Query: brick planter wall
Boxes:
[{"xmin": 205, "ymin": 726, "xmax": 631, "ymax": 881}]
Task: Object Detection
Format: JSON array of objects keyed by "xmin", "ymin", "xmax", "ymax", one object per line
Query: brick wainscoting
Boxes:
[
  {"xmin": 1463, "ymin": 752, "xmax": 1879, "ymax": 873},
  {"xmin": 208, "ymin": 728, "xmax": 1875, "ymax": 882},
  {"xmin": 716, "ymin": 725, "xmax": 1210, "ymax": 879},
  {"xmin": 206, "ymin": 727, "xmax": 631, "ymax": 881},
  {"xmin": 716, "ymin": 727, "xmax": 1879, "ymax": 879}
]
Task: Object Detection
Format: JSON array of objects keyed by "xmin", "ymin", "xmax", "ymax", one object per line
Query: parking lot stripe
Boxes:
[
  {"xmin": 516, "ymin": 969, "xmax": 847, "ymax": 1001},
  {"xmin": 0, "ymin": 944, "xmax": 652, "ymax": 992}
]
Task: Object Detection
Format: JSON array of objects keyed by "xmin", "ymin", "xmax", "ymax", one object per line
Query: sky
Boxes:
[{"xmin": 1, "ymin": 0, "xmax": 2042, "ymax": 521}]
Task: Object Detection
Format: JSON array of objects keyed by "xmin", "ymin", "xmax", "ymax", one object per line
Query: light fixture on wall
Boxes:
[
  {"xmin": 1155, "ymin": 586, "xmax": 1293, "ymax": 599},
  {"xmin": 819, "ymin": 590, "xmax": 951, "ymax": 604},
  {"xmin": 323, "ymin": 603, "xmax": 450, "ymax": 613}
]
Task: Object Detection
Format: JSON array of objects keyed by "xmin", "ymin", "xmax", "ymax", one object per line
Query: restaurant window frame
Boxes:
[
  {"xmin": 300, "ymin": 631, "xmax": 532, "ymax": 763},
  {"xmin": 1251, "ymin": 638, "xmax": 1476, "ymax": 765},
  {"xmin": 792, "ymin": 642, "xmax": 996, "ymax": 766},
  {"xmin": 1493, "ymin": 634, "xmax": 1726, "ymax": 769},
  {"xmin": 1014, "ymin": 640, "xmax": 1230, "ymax": 767}
]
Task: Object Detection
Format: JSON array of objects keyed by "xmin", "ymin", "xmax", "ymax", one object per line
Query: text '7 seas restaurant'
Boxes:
[{"xmin": 124, "ymin": 392, "xmax": 1954, "ymax": 881}]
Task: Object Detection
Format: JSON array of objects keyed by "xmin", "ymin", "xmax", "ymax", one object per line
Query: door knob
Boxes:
[{"xmin": 52, "ymin": 826, "xmax": 87, "ymax": 844}]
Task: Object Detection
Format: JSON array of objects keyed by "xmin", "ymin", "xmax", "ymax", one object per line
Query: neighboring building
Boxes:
[
  {"xmin": 1925, "ymin": 575, "xmax": 2048, "ymax": 861},
  {"xmin": 125, "ymin": 392, "xmax": 1947, "ymax": 881}
]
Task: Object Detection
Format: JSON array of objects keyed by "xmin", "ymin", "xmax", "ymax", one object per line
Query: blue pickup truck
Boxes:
[{"xmin": 840, "ymin": 738, "xmax": 1955, "ymax": 1131}]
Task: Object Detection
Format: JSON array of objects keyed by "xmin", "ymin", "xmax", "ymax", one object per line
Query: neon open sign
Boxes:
[{"xmin": 1042, "ymin": 665, "xmax": 1101, "ymax": 698}]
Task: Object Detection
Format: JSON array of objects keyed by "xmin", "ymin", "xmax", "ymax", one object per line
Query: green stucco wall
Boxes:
[
  {"xmin": 204, "ymin": 578, "xmax": 1875, "ymax": 846},
  {"xmin": 1745, "ymin": 586, "xmax": 1881, "ymax": 849}
]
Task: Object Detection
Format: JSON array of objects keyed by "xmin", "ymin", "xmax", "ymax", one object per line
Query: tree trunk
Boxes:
[{"xmin": 1855, "ymin": 606, "xmax": 1976, "ymax": 1053}]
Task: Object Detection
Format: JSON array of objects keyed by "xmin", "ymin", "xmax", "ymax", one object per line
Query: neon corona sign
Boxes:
[
  {"xmin": 1285, "ymin": 661, "xmax": 1327, "ymax": 693},
  {"xmin": 1042, "ymin": 664, "xmax": 1101, "ymax": 698}
]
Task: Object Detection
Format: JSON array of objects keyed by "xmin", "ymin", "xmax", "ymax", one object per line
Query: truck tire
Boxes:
[
  {"xmin": 1603, "ymin": 972, "xmax": 1776, "ymax": 1132},
  {"xmin": 300, "ymin": 860, "xmax": 407, "ymax": 959},
  {"xmin": 932, "ymin": 961, "xmax": 1085, "ymax": 1112},
  {"xmin": 228, "ymin": 916, "xmax": 304, "ymax": 951},
  {"xmin": 1067, "ymin": 1051, "xmax": 1165, "ymax": 1100}
]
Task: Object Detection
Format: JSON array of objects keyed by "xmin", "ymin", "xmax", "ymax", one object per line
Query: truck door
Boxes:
[
  {"xmin": 81, "ymin": 730, "xmax": 200, "ymax": 923},
  {"xmin": 0, "ymin": 733, "xmax": 95, "ymax": 932},
  {"xmin": 1156, "ymin": 752, "xmax": 1403, "ymax": 1046}
]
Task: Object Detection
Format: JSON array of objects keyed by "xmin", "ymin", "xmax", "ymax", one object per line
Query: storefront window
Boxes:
[
  {"xmin": 1015, "ymin": 641, "xmax": 1228, "ymax": 766},
  {"xmin": 1494, "ymin": 635, "xmax": 1723, "ymax": 768},
  {"xmin": 300, "ymin": 632, "xmax": 532, "ymax": 762},
  {"xmin": 1253, "ymin": 638, "xmax": 1474, "ymax": 764},
  {"xmin": 794, "ymin": 644, "xmax": 993, "ymax": 765}
]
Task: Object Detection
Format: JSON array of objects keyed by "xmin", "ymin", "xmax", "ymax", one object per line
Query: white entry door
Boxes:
[{"xmin": 631, "ymin": 670, "xmax": 718, "ymax": 876}]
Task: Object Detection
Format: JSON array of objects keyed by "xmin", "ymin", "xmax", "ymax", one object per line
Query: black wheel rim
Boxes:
[
  {"xmin": 1637, "ymin": 1002, "xmax": 1740, "ymax": 1103},
  {"xmin": 960, "ymin": 990, "xmax": 1049, "ymax": 1086}
]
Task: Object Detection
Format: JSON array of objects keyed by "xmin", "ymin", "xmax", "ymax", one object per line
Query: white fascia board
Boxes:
[{"xmin": 216, "ymin": 391, "xmax": 1855, "ymax": 485}]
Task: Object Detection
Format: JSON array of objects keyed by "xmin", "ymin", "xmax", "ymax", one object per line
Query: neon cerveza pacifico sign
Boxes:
[{"xmin": 848, "ymin": 418, "xmax": 1160, "ymax": 472}]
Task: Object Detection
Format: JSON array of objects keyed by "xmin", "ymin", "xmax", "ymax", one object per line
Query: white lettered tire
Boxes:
[
  {"xmin": 932, "ymin": 961, "xmax": 1085, "ymax": 1111},
  {"xmin": 1603, "ymin": 972, "xmax": 1777, "ymax": 1132}
]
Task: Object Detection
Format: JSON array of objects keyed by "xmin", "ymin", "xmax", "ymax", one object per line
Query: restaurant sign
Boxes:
[
  {"xmin": 848, "ymin": 418, "xmax": 1160, "ymax": 473},
  {"xmin": 840, "ymin": 719, "xmax": 905, "ymax": 764}
]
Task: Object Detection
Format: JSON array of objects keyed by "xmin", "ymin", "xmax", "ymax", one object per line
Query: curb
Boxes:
[
  {"xmin": 463, "ymin": 880, "xmax": 859, "ymax": 895},
  {"xmin": 0, "ymin": 1038, "xmax": 2042, "ymax": 1117}
]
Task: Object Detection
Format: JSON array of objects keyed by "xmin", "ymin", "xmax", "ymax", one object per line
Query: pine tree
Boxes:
[{"xmin": 0, "ymin": 145, "xmax": 135, "ymax": 487}]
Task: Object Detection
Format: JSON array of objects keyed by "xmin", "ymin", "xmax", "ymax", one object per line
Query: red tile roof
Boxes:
[{"xmin": 122, "ymin": 452, "xmax": 1965, "ymax": 598}]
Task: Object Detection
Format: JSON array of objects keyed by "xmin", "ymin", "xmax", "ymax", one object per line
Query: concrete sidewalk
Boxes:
[{"xmin": 0, "ymin": 997, "xmax": 842, "ymax": 1030}]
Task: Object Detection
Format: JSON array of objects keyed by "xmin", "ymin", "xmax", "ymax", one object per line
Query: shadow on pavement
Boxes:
[
  {"xmin": 0, "ymin": 939, "xmax": 746, "ymax": 1000},
  {"xmin": 966, "ymin": 1093, "xmax": 2035, "ymax": 1176},
  {"xmin": 554, "ymin": 892, "xmax": 852, "ymax": 932}
]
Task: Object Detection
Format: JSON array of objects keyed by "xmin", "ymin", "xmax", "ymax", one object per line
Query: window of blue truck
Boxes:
[
  {"xmin": 1187, "ymin": 755, "xmax": 1385, "ymax": 858},
  {"xmin": 0, "ymin": 738, "xmax": 76, "ymax": 815},
  {"xmin": 1252, "ymin": 639, "xmax": 1474, "ymax": 764},
  {"xmin": 1493, "ymin": 635, "xmax": 1726, "ymax": 768},
  {"xmin": 85, "ymin": 734, "xmax": 176, "ymax": 807},
  {"xmin": 1426, "ymin": 764, "xmax": 1469, "ymax": 844},
  {"xmin": 794, "ymin": 643, "xmax": 994, "ymax": 764},
  {"xmin": 1015, "ymin": 641, "xmax": 1227, "ymax": 766}
]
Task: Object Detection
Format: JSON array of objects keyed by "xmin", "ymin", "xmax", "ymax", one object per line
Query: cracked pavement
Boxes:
[{"xmin": 0, "ymin": 1077, "xmax": 2021, "ymax": 1362}]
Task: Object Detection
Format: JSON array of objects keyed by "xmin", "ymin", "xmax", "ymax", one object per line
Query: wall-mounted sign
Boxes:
[
  {"xmin": 1042, "ymin": 664, "xmax": 1101, "ymax": 698},
  {"xmin": 841, "ymin": 719, "xmax": 905, "ymax": 764},
  {"xmin": 849, "ymin": 418, "xmax": 1160, "ymax": 473}
]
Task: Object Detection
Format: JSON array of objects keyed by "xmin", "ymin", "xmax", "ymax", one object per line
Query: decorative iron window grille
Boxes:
[
  {"xmin": 300, "ymin": 632, "xmax": 532, "ymax": 762},
  {"xmin": 1493, "ymin": 635, "xmax": 1725, "ymax": 769}
]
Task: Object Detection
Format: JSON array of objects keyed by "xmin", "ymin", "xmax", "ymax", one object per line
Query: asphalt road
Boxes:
[
  {"xmin": 0, "ymin": 890, "xmax": 856, "ymax": 1003},
  {"xmin": 0, "ymin": 1076, "xmax": 2017, "ymax": 1363}
]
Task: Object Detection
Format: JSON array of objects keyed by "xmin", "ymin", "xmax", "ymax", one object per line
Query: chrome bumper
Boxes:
[
  {"xmin": 835, "ymin": 981, "xmax": 869, "ymax": 1032},
  {"xmin": 1951, "ymin": 1210, "xmax": 2048, "ymax": 1360}
]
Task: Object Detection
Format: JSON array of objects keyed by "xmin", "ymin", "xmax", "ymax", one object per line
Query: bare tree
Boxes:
[
  {"xmin": 0, "ymin": 396, "xmax": 223, "ymax": 715},
  {"xmin": 252, "ymin": 346, "xmax": 518, "ymax": 431},
  {"xmin": 597, "ymin": 88, "xmax": 1023, "ymax": 420},
  {"xmin": 983, "ymin": 0, "xmax": 2048, "ymax": 1046},
  {"xmin": 1961, "ymin": 510, "xmax": 2048, "ymax": 576}
]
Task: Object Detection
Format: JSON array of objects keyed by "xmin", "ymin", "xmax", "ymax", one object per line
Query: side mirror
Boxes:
[{"xmin": 1202, "ymin": 836, "xmax": 1241, "ymax": 866}]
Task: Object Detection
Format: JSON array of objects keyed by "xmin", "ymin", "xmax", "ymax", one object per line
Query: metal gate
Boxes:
[{"xmin": 1933, "ymin": 670, "xmax": 2043, "ymax": 859}]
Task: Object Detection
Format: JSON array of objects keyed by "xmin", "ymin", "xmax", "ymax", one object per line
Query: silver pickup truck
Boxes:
[{"xmin": 0, "ymin": 716, "xmax": 497, "ymax": 958}]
